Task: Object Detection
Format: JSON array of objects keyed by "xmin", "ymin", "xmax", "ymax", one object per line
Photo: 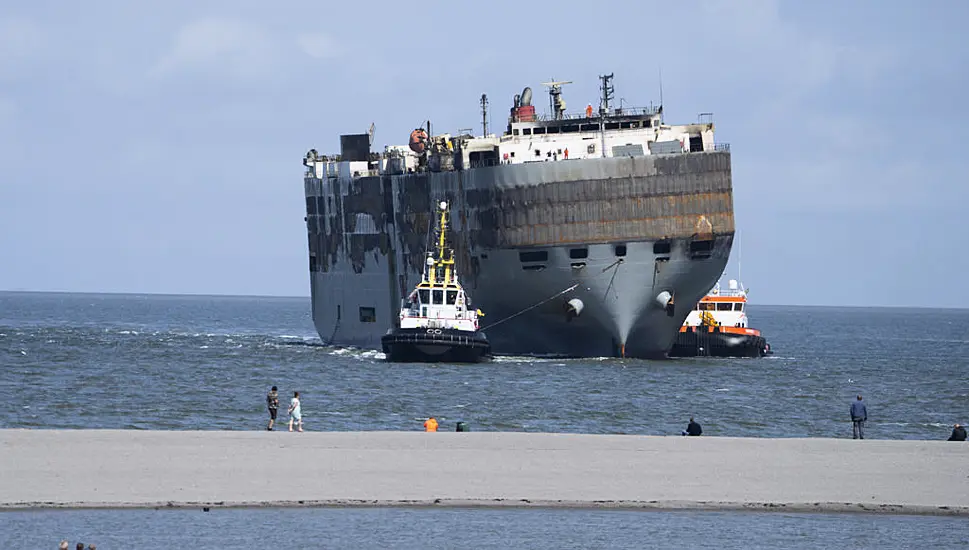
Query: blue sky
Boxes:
[{"xmin": 1, "ymin": 0, "xmax": 966, "ymax": 307}]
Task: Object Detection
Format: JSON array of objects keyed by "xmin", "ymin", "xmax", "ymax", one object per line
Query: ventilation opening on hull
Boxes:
[
  {"xmin": 359, "ymin": 307, "xmax": 376, "ymax": 323},
  {"xmin": 522, "ymin": 265, "xmax": 546, "ymax": 272},
  {"xmin": 653, "ymin": 240, "xmax": 671, "ymax": 255},
  {"xmin": 519, "ymin": 250, "xmax": 548, "ymax": 263},
  {"xmin": 480, "ymin": 254, "xmax": 488, "ymax": 259},
  {"xmin": 571, "ymin": 262, "xmax": 586, "ymax": 269},
  {"xmin": 569, "ymin": 248, "xmax": 588, "ymax": 259},
  {"xmin": 614, "ymin": 244, "xmax": 627, "ymax": 257},
  {"xmin": 689, "ymin": 239, "xmax": 714, "ymax": 259}
]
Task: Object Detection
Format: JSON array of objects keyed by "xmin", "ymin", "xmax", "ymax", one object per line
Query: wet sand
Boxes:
[{"xmin": 2, "ymin": 430, "xmax": 967, "ymax": 515}]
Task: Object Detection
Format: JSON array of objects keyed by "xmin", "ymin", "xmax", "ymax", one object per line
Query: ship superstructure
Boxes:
[{"xmin": 302, "ymin": 73, "xmax": 735, "ymax": 358}]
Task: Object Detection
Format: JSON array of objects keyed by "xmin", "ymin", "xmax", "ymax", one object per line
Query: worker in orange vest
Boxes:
[
  {"xmin": 423, "ymin": 416, "xmax": 438, "ymax": 432},
  {"xmin": 585, "ymin": 104, "xmax": 593, "ymax": 118}
]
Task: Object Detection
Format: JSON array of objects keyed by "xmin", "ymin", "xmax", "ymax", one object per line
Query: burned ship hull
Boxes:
[{"xmin": 304, "ymin": 152, "xmax": 734, "ymax": 359}]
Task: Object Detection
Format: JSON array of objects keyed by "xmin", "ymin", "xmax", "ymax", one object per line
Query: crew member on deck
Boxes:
[
  {"xmin": 424, "ymin": 416, "xmax": 438, "ymax": 432},
  {"xmin": 585, "ymin": 104, "xmax": 593, "ymax": 117}
]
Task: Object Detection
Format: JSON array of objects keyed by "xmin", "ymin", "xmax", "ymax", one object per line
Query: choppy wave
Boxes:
[{"xmin": 1, "ymin": 294, "xmax": 968, "ymax": 439}]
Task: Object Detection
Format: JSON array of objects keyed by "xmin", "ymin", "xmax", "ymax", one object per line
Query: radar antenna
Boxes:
[
  {"xmin": 541, "ymin": 79, "xmax": 572, "ymax": 120},
  {"xmin": 368, "ymin": 122, "xmax": 375, "ymax": 146}
]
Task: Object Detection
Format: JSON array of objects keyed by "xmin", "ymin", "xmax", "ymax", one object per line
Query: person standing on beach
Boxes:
[
  {"xmin": 288, "ymin": 391, "xmax": 303, "ymax": 432},
  {"xmin": 850, "ymin": 395, "xmax": 868, "ymax": 439},
  {"xmin": 266, "ymin": 385, "xmax": 279, "ymax": 431}
]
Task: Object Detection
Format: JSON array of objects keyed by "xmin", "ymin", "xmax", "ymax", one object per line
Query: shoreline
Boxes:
[{"xmin": 3, "ymin": 430, "xmax": 967, "ymax": 516}]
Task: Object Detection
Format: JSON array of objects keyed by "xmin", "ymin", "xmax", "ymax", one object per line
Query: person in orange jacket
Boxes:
[{"xmin": 423, "ymin": 416, "xmax": 438, "ymax": 432}]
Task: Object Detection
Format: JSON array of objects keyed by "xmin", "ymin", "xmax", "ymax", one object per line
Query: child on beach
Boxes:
[{"xmin": 288, "ymin": 391, "xmax": 303, "ymax": 432}]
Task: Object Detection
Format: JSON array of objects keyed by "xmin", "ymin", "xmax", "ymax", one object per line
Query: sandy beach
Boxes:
[{"xmin": 2, "ymin": 430, "xmax": 966, "ymax": 515}]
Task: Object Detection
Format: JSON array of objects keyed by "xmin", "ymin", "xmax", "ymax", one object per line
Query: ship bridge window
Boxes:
[
  {"xmin": 734, "ymin": 303, "xmax": 744, "ymax": 311},
  {"xmin": 418, "ymin": 289, "xmax": 430, "ymax": 304},
  {"xmin": 653, "ymin": 240, "xmax": 671, "ymax": 254},
  {"xmin": 569, "ymin": 248, "xmax": 589, "ymax": 259},
  {"xmin": 446, "ymin": 290, "xmax": 457, "ymax": 305},
  {"xmin": 359, "ymin": 307, "xmax": 376, "ymax": 323},
  {"xmin": 513, "ymin": 129, "xmax": 520, "ymax": 135},
  {"xmin": 519, "ymin": 250, "xmax": 548, "ymax": 262},
  {"xmin": 523, "ymin": 128, "xmax": 532, "ymax": 135},
  {"xmin": 533, "ymin": 127, "xmax": 546, "ymax": 135},
  {"xmin": 699, "ymin": 303, "xmax": 715, "ymax": 311},
  {"xmin": 433, "ymin": 289, "xmax": 444, "ymax": 305},
  {"xmin": 717, "ymin": 303, "xmax": 732, "ymax": 311},
  {"xmin": 563, "ymin": 125, "xmax": 579, "ymax": 133},
  {"xmin": 546, "ymin": 126, "xmax": 560, "ymax": 134},
  {"xmin": 605, "ymin": 122, "xmax": 621, "ymax": 130}
]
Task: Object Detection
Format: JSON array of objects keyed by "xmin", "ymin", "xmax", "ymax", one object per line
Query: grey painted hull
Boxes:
[{"xmin": 304, "ymin": 152, "xmax": 734, "ymax": 358}]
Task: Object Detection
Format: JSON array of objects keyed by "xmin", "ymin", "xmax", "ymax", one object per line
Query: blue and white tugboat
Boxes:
[{"xmin": 381, "ymin": 201, "xmax": 491, "ymax": 363}]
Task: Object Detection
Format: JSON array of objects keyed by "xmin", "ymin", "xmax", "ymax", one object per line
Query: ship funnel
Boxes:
[{"xmin": 521, "ymin": 87, "xmax": 533, "ymax": 106}]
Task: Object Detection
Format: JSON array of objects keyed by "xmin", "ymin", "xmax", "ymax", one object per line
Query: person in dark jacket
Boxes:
[
  {"xmin": 948, "ymin": 424, "xmax": 967, "ymax": 441},
  {"xmin": 850, "ymin": 395, "xmax": 868, "ymax": 439},
  {"xmin": 682, "ymin": 417, "xmax": 702, "ymax": 436}
]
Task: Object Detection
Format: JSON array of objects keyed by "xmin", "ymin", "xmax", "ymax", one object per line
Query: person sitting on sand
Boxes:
[
  {"xmin": 949, "ymin": 424, "xmax": 967, "ymax": 441},
  {"xmin": 288, "ymin": 391, "xmax": 303, "ymax": 432},
  {"xmin": 682, "ymin": 417, "xmax": 702, "ymax": 436}
]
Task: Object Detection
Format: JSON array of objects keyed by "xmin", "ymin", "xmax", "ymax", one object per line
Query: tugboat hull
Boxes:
[
  {"xmin": 382, "ymin": 328, "xmax": 491, "ymax": 363},
  {"xmin": 669, "ymin": 328, "xmax": 770, "ymax": 358}
]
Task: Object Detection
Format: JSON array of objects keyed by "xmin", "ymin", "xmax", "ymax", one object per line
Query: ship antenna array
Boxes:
[
  {"xmin": 599, "ymin": 73, "xmax": 614, "ymax": 114},
  {"xmin": 480, "ymin": 93, "xmax": 489, "ymax": 137}
]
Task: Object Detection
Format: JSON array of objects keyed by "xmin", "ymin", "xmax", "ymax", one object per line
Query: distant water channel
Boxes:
[
  {"xmin": 2, "ymin": 291, "xmax": 967, "ymax": 439},
  {"xmin": 5, "ymin": 507, "xmax": 968, "ymax": 549}
]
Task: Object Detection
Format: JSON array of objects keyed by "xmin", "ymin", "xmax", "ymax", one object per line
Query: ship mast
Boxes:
[
  {"xmin": 427, "ymin": 201, "xmax": 455, "ymax": 286},
  {"xmin": 599, "ymin": 73, "xmax": 614, "ymax": 158}
]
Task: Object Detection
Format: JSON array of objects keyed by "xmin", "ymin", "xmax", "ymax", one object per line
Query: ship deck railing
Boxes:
[{"xmin": 521, "ymin": 106, "xmax": 662, "ymax": 122}]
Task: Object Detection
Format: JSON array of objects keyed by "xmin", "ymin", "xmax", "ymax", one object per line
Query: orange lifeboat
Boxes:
[{"xmin": 409, "ymin": 129, "xmax": 428, "ymax": 154}]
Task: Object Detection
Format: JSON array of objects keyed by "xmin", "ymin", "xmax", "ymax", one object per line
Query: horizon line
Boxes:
[{"xmin": 1, "ymin": 288, "xmax": 967, "ymax": 311}]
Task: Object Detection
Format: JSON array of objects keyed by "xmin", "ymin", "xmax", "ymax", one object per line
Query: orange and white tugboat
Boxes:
[
  {"xmin": 669, "ymin": 279, "xmax": 771, "ymax": 358},
  {"xmin": 381, "ymin": 201, "xmax": 491, "ymax": 363}
]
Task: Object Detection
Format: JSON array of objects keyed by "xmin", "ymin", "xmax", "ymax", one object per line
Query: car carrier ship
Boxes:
[{"xmin": 302, "ymin": 73, "xmax": 735, "ymax": 358}]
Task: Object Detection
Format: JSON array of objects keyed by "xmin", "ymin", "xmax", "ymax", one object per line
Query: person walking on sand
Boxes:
[
  {"xmin": 266, "ymin": 385, "xmax": 279, "ymax": 431},
  {"xmin": 288, "ymin": 391, "xmax": 303, "ymax": 432},
  {"xmin": 850, "ymin": 395, "xmax": 868, "ymax": 439}
]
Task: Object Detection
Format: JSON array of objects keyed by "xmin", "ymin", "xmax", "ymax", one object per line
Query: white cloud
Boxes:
[
  {"xmin": 149, "ymin": 18, "xmax": 276, "ymax": 79},
  {"xmin": 298, "ymin": 32, "xmax": 339, "ymax": 59}
]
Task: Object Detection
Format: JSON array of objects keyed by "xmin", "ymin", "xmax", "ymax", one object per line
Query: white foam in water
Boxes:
[{"xmin": 715, "ymin": 388, "xmax": 730, "ymax": 392}]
